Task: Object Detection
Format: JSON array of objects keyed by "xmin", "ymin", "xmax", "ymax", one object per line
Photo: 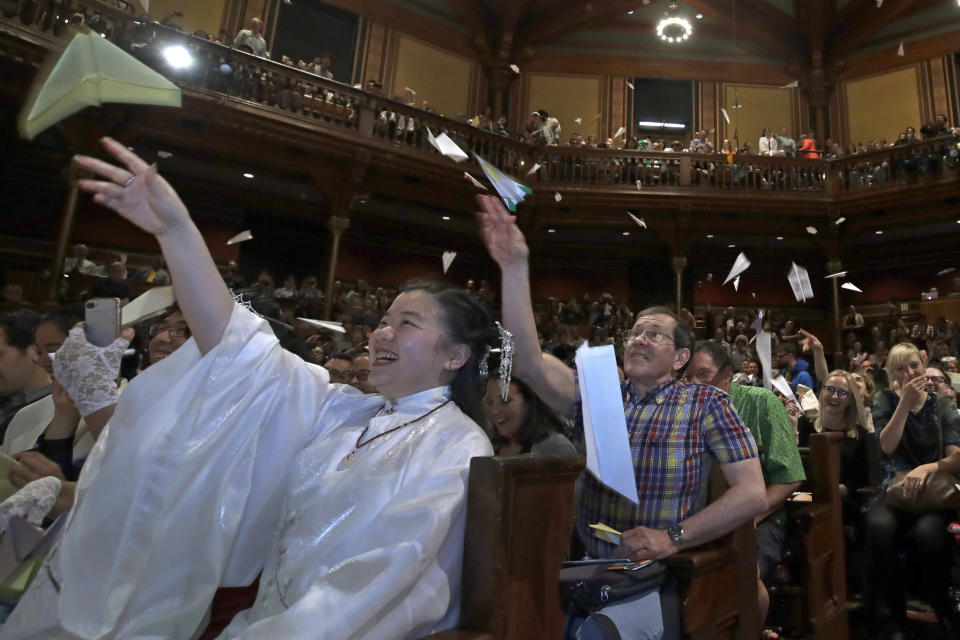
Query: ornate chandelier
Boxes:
[{"xmin": 656, "ymin": 2, "xmax": 692, "ymax": 43}]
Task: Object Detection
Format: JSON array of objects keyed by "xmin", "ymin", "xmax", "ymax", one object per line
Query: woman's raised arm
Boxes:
[{"xmin": 75, "ymin": 137, "xmax": 234, "ymax": 354}]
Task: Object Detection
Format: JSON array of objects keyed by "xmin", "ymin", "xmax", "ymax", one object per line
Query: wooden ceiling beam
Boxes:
[
  {"xmin": 680, "ymin": 0, "xmax": 804, "ymax": 63},
  {"xmin": 830, "ymin": 0, "xmax": 933, "ymax": 59}
]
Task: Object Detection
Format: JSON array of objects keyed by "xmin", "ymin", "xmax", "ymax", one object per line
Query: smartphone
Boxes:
[{"xmin": 85, "ymin": 298, "xmax": 122, "ymax": 347}]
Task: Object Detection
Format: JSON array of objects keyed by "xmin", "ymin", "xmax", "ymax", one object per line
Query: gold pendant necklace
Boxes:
[{"xmin": 337, "ymin": 399, "xmax": 452, "ymax": 470}]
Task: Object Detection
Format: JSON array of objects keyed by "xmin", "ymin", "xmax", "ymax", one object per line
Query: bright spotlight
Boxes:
[{"xmin": 163, "ymin": 45, "xmax": 193, "ymax": 69}]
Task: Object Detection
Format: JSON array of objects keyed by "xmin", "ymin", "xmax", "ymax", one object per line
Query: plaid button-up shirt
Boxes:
[{"xmin": 570, "ymin": 378, "xmax": 757, "ymax": 558}]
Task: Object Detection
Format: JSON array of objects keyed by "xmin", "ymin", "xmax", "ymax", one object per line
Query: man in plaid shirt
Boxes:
[{"xmin": 479, "ymin": 195, "xmax": 766, "ymax": 638}]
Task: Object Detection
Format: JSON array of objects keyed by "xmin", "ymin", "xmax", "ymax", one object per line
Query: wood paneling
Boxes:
[
  {"xmin": 524, "ymin": 73, "xmax": 602, "ymax": 140},
  {"xmin": 362, "ymin": 20, "xmax": 389, "ymax": 86},
  {"xmin": 148, "ymin": 0, "xmax": 228, "ymax": 36},
  {"xmin": 391, "ymin": 34, "xmax": 474, "ymax": 117},
  {"xmin": 721, "ymin": 84, "xmax": 796, "ymax": 149},
  {"xmin": 844, "ymin": 66, "xmax": 921, "ymax": 144}
]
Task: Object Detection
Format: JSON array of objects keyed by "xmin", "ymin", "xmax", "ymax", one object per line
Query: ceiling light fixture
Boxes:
[{"xmin": 656, "ymin": 2, "xmax": 692, "ymax": 43}]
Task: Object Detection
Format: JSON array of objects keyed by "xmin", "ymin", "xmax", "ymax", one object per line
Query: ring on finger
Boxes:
[{"xmin": 124, "ymin": 175, "xmax": 136, "ymax": 186}]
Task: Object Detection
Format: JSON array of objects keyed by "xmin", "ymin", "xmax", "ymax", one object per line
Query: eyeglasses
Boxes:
[
  {"xmin": 926, "ymin": 375, "xmax": 945, "ymax": 384},
  {"xmin": 620, "ymin": 327, "xmax": 674, "ymax": 345},
  {"xmin": 823, "ymin": 385, "xmax": 850, "ymax": 398},
  {"xmin": 148, "ymin": 323, "xmax": 189, "ymax": 339},
  {"xmin": 327, "ymin": 369, "xmax": 354, "ymax": 382}
]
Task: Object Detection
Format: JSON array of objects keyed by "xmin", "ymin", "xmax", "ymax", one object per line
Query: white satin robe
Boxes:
[{"xmin": 1, "ymin": 304, "xmax": 493, "ymax": 639}]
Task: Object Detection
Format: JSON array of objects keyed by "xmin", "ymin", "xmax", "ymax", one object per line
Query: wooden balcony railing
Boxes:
[{"xmin": 2, "ymin": 0, "xmax": 959, "ymax": 198}]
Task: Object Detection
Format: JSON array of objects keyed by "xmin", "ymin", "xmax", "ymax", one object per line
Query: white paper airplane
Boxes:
[
  {"xmin": 526, "ymin": 162, "xmax": 542, "ymax": 176},
  {"xmin": 121, "ymin": 286, "xmax": 174, "ymax": 327},
  {"xmin": 841, "ymin": 282, "xmax": 863, "ymax": 293},
  {"xmin": 806, "ymin": 226, "xmax": 818, "ymax": 235},
  {"xmin": 876, "ymin": 0, "xmax": 883, "ymax": 6},
  {"xmin": 626, "ymin": 212, "xmax": 646, "ymax": 229},
  {"xmin": 403, "ymin": 86, "xmax": 416, "ymax": 95},
  {"xmin": 574, "ymin": 117, "xmax": 582, "ymax": 125},
  {"xmin": 296, "ymin": 317, "xmax": 346, "ymax": 333},
  {"xmin": 825, "ymin": 271, "xmax": 847, "ymax": 279},
  {"xmin": 835, "ymin": 217, "xmax": 846, "ymax": 225},
  {"xmin": 463, "ymin": 172, "xmax": 487, "ymax": 190},
  {"xmin": 781, "ymin": 80, "xmax": 799, "ymax": 89},
  {"xmin": 442, "ymin": 251, "xmax": 456, "ymax": 274},
  {"xmin": 938, "ymin": 268, "xmax": 955, "ymax": 276},
  {"xmin": 509, "ymin": 64, "xmax": 520, "ymax": 73},
  {"xmin": 897, "ymin": 42, "xmax": 904, "ymax": 57},
  {"xmin": 474, "ymin": 154, "xmax": 533, "ymax": 212},
  {"xmin": 723, "ymin": 252, "xmax": 751, "ymax": 286},
  {"xmin": 635, "ymin": 179, "xmax": 643, "ymax": 190},
  {"xmin": 626, "ymin": 81, "xmax": 634, "ymax": 90},
  {"xmin": 431, "ymin": 131, "xmax": 468, "ymax": 162},
  {"xmin": 733, "ymin": 276, "xmax": 741, "ymax": 291},
  {"xmin": 788, "ymin": 262, "xmax": 814, "ymax": 302},
  {"xmin": 612, "ymin": 126, "xmax": 626, "ymax": 139},
  {"xmin": 720, "ymin": 108, "xmax": 731, "ymax": 124},
  {"xmin": 554, "ymin": 192, "xmax": 562, "ymax": 202},
  {"xmin": 227, "ymin": 230, "xmax": 252, "ymax": 245}
]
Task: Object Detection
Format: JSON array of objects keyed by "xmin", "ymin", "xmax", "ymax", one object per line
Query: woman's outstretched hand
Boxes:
[
  {"xmin": 75, "ymin": 137, "xmax": 191, "ymax": 238},
  {"xmin": 476, "ymin": 195, "xmax": 529, "ymax": 268}
]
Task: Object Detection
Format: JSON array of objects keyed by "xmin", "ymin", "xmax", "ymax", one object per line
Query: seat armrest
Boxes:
[
  {"xmin": 789, "ymin": 502, "xmax": 831, "ymax": 525},
  {"xmin": 664, "ymin": 547, "xmax": 729, "ymax": 575}
]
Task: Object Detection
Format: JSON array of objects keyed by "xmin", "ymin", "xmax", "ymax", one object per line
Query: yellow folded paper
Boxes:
[
  {"xmin": 589, "ymin": 522, "xmax": 622, "ymax": 545},
  {"xmin": 19, "ymin": 26, "xmax": 181, "ymax": 139}
]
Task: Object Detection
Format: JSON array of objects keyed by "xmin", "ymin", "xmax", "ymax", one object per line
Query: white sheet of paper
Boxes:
[
  {"xmin": 442, "ymin": 251, "xmax": 457, "ymax": 274},
  {"xmin": 121, "ymin": 285, "xmax": 174, "ymax": 327},
  {"xmin": 756, "ymin": 331, "xmax": 773, "ymax": 390},
  {"xmin": 226, "ymin": 230, "xmax": 252, "ymax": 245},
  {"xmin": 575, "ymin": 342, "xmax": 638, "ymax": 504},
  {"xmin": 433, "ymin": 132, "xmax": 468, "ymax": 162},
  {"xmin": 526, "ymin": 162, "xmax": 542, "ymax": 176},
  {"xmin": 771, "ymin": 374, "xmax": 798, "ymax": 406},
  {"xmin": 426, "ymin": 126, "xmax": 438, "ymax": 150},
  {"xmin": 720, "ymin": 108, "xmax": 731, "ymax": 124},
  {"xmin": 296, "ymin": 317, "xmax": 346, "ymax": 333},
  {"xmin": 554, "ymin": 192, "xmax": 562, "ymax": 202},
  {"xmin": 626, "ymin": 212, "xmax": 646, "ymax": 229},
  {"xmin": 825, "ymin": 271, "xmax": 847, "ymax": 279},
  {"xmin": 788, "ymin": 262, "xmax": 814, "ymax": 302},
  {"xmin": 723, "ymin": 252, "xmax": 751, "ymax": 285},
  {"xmin": 613, "ymin": 126, "xmax": 626, "ymax": 139},
  {"xmin": 463, "ymin": 172, "xmax": 487, "ymax": 190},
  {"xmin": 841, "ymin": 282, "xmax": 863, "ymax": 293}
]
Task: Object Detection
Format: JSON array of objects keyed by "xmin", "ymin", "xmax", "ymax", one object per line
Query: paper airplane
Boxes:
[
  {"xmin": 403, "ymin": 86, "xmax": 416, "ymax": 95},
  {"xmin": 876, "ymin": 0, "xmax": 883, "ymax": 6},
  {"xmin": 626, "ymin": 212, "xmax": 646, "ymax": 229},
  {"xmin": 841, "ymin": 282, "xmax": 863, "ymax": 293},
  {"xmin": 121, "ymin": 285, "xmax": 174, "ymax": 327},
  {"xmin": 806, "ymin": 226, "xmax": 818, "ymax": 235},
  {"xmin": 626, "ymin": 81, "xmax": 634, "ymax": 90},
  {"xmin": 751, "ymin": 292, "xmax": 756, "ymax": 298},
  {"xmin": 733, "ymin": 275, "xmax": 741, "ymax": 291},
  {"xmin": 428, "ymin": 131, "xmax": 468, "ymax": 163},
  {"xmin": 227, "ymin": 230, "xmax": 253, "ymax": 245},
  {"xmin": 509, "ymin": 64, "xmax": 520, "ymax": 73},
  {"xmin": 463, "ymin": 172, "xmax": 487, "ymax": 190},
  {"xmin": 574, "ymin": 117, "xmax": 582, "ymax": 125},
  {"xmin": 788, "ymin": 262, "xmax": 814, "ymax": 302},
  {"xmin": 589, "ymin": 523, "xmax": 621, "ymax": 546},
  {"xmin": 937, "ymin": 268, "xmax": 955, "ymax": 276},
  {"xmin": 635, "ymin": 180, "xmax": 643, "ymax": 190},
  {"xmin": 442, "ymin": 251, "xmax": 456, "ymax": 274},
  {"xmin": 612, "ymin": 126, "xmax": 626, "ymax": 139},
  {"xmin": 296, "ymin": 317, "xmax": 346, "ymax": 333},
  {"xmin": 835, "ymin": 217, "xmax": 846, "ymax": 225},
  {"xmin": 825, "ymin": 271, "xmax": 847, "ymax": 279},
  {"xmin": 19, "ymin": 27, "xmax": 181, "ymax": 139},
  {"xmin": 554, "ymin": 192, "xmax": 562, "ymax": 202},
  {"xmin": 723, "ymin": 252, "xmax": 751, "ymax": 286},
  {"xmin": 526, "ymin": 162, "xmax": 542, "ymax": 176},
  {"xmin": 757, "ymin": 331, "xmax": 773, "ymax": 389},
  {"xmin": 720, "ymin": 108, "xmax": 731, "ymax": 124},
  {"xmin": 897, "ymin": 42, "xmax": 904, "ymax": 57},
  {"xmin": 474, "ymin": 153, "xmax": 533, "ymax": 212},
  {"xmin": 771, "ymin": 375, "xmax": 800, "ymax": 407},
  {"xmin": 781, "ymin": 80, "xmax": 799, "ymax": 89}
]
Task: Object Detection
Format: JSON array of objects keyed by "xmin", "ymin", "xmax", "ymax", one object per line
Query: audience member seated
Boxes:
[
  {"xmin": 233, "ymin": 17, "xmax": 266, "ymax": 57},
  {"xmin": 478, "ymin": 194, "xmax": 766, "ymax": 638},
  {"xmin": 349, "ymin": 353, "xmax": 376, "ymax": 393},
  {"xmin": 85, "ymin": 262, "xmax": 134, "ymax": 303},
  {"xmin": 775, "ymin": 342, "xmax": 815, "ymax": 393},
  {"xmin": 481, "ymin": 376, "xmax": 576, "ymax": 457},
  {"xmin": 62, "ymin": 243, "xmax": 100, "ymax": 276},
  {"xmin": 687, "ymin": 341, "xmax": 805, "ymax": 633},
  {"xmin": 0, "ymin": 311, "xmax": 52, "ymax": 449},
  {"xmin": 866, "ymin": 342, "xmax": 960, "ymax": 637},
  {"xmin": 0, "ymin": 284, "xmax": 33, "ymax": 312},
  {"xmin": 133, "ymin": 254, "xmax": 170, "ymax": 285}
]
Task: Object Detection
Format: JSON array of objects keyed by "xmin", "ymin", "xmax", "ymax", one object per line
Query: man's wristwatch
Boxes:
[{"xmin": 667, "ymin": 524, "xmax": 686, "ymax": 548}]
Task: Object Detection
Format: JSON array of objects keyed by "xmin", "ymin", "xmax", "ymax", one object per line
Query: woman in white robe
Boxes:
[{"xmin": 1, "ymin": 139, "xmax": 495, "ymax": 640}]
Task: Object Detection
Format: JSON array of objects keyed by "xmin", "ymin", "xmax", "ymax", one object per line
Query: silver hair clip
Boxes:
[
  {"xmin": 478, "ymin": 345, "xmax": 491, "ymax": 377},
  {"xmin": 496, "ymin": 321, "xmax": 514, "ymax": 403}
]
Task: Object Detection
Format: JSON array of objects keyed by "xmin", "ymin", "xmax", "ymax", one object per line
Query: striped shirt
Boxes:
[{"xmin": 570, "ymin": 378, "xmax": 757, "ymax": 558}]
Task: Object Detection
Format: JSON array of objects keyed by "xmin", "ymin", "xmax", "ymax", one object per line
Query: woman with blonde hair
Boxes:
[{"xmin": 865, "ymin": 342, "xmax": 960, "ymax": 637}]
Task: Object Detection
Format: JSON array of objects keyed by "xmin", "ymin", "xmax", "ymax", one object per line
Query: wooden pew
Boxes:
[
  {"xmin": 771, "ymin": 431, "xmax": 849, "ymax": 639},
  {"xmin": 424, "ymin": 454, "xmax": 585, "ymax": 640},
  {"xmin": 665, "ymin": 459, "xmax": 761, "ymax": 640}
]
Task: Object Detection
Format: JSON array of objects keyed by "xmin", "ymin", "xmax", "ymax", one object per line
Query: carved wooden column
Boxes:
[
  {"xmin": 48, "ymin": 163, "xmax": 82, "ymax": 301},
  {"xmin": 486, "ymin": 66, "xmax": 514, "ymax": 120},
  {"xmin": 827, "ymin": 256, "xmax": 843, "ymax": 362},
  {"xmin": 322, "ymin": 216, "xmax": 350, "ymax": 320},
  {"xmin": 672, "ymin": 255, "xmax": 688, "ymax": 315}
]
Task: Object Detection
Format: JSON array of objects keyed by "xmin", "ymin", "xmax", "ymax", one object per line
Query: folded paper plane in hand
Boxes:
[
  {"xmin": 723, "ymin": 252, "xmax": 751, "ymax": 286},
  {"xmin": 121, "ymin": 286, "xmax": 175, "ymax": 328},
  {"xmin": 589, "ymin": 523, "xmax": 622, "ymax": 546},
  {"xmin": 475, "ymin": 154, "xmax": 533, "ymax": 212},
  {"xmin": 19, "ymin": 27, "xmax": 181, "ymax": 140},
  {"xmin": 575, "ymin": 342, "xmax": 638, "ymax": 504},
  {"xmin": 297, "ymin": 317, "xmax": 346, "ymax": 333},
  {"xmin": 788, "ymin": 262, "xmax": 814, "ymax": 302},
  {"xmin": 441, "ymin": 251, "xmax": 457, "ymax": 274},
  {"xmin": 227, "ymin": 230, "xmax": 253, "ymax": 245}
]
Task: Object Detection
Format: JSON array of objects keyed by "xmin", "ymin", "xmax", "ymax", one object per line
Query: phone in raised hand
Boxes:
[{"xmin": 85, "ymin": 298, "xmax": 122, "ymax": 347}]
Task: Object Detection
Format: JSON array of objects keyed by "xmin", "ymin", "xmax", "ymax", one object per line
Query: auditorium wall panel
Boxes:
[
  {"xmin": 720, "ymin": 84, "xmax": 796, "ymax": 146},
  {"xmin": 148, "ymin": 0, "xmax": 227, "ymax": 37},
  {"xmin": 391, "ymin": 34, "xmax": 474, "ymax": 117},
  {"xmin": 524, "ymin": 73, "xmax": 603, "ymax": 140},
  {"xmin": 844, "ymin": 66, "xmax": 921, "ymax": 144}
]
